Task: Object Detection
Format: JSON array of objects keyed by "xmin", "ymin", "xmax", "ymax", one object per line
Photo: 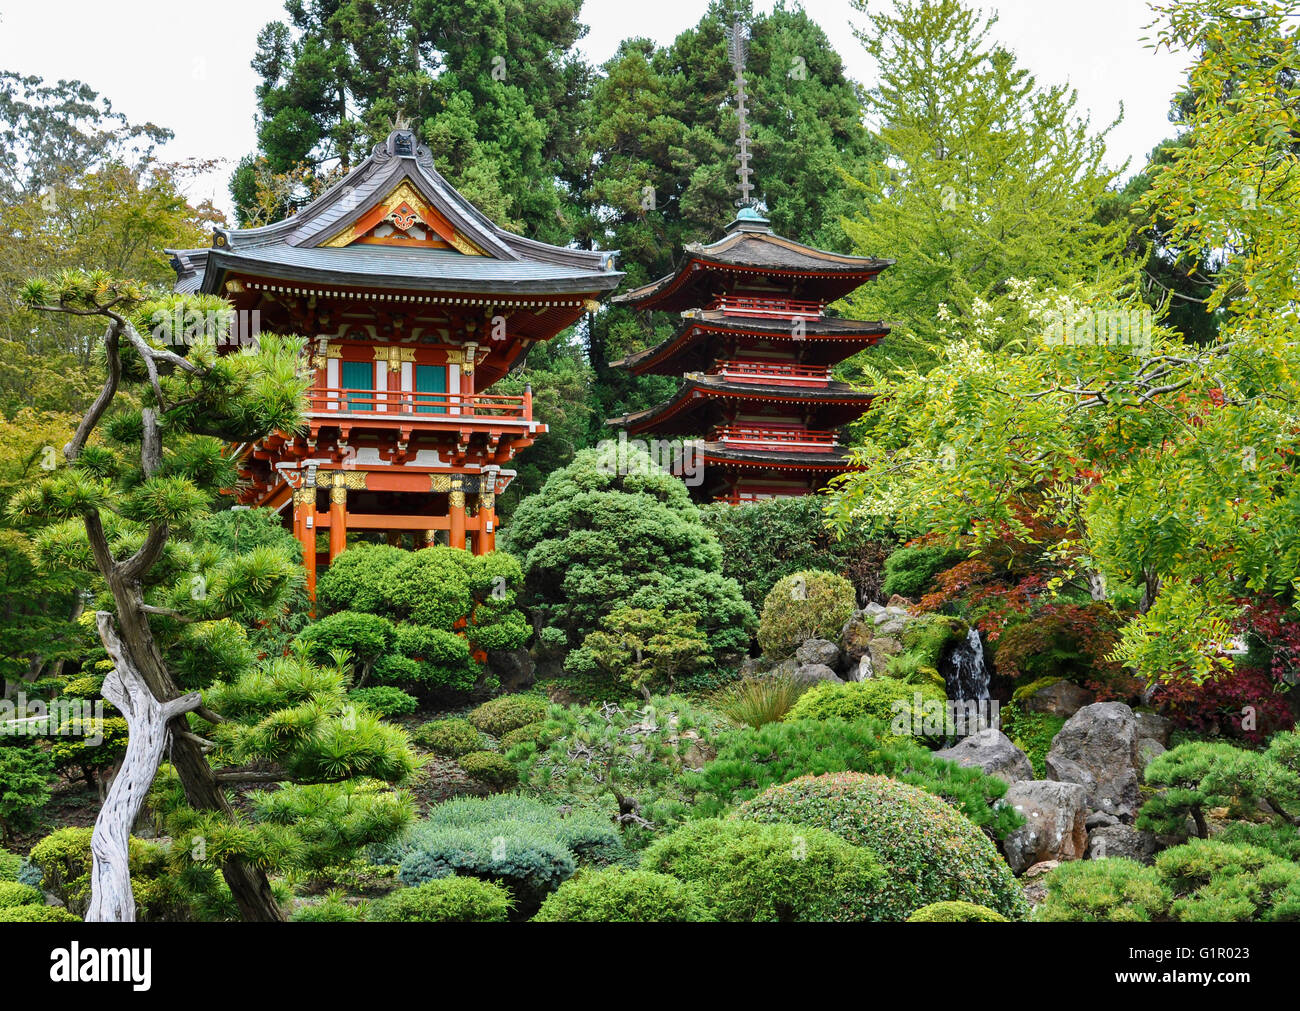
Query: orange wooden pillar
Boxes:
[
  {"xmin": 329, "ymin": 485, "xmax": 348, "ymax": 560},
  {"xmin": 449, "ymin": 476, "xmax": 466, "ymax": 550},
  {"xmin": 293, "ymin": 484, "xmax": 317, "ymax": 600}
]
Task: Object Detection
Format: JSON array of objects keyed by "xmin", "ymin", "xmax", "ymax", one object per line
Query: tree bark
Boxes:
[{"xmin": 87, "ymin": 612, "xmax": 201, "ymax": 922}]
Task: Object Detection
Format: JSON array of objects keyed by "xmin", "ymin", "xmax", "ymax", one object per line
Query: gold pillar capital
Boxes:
[{"xmin": 330, "ymin": 485, "xmax": 348, "ymax": 504}]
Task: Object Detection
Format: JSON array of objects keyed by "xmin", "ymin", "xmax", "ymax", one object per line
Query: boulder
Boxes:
[
  {"xmin": 738, "ymin": 656, "xmax": 769, "ymax": 679},
  {"xmin": 487, "ymin": 648, "xmax": 535, "ymax": 692},
  {"xmin": 1138, "ymin": 738, "xmax": 1166, "ymax": 776},
  {"xmin": 1046, "ymin": 701, "xmax": 1142, "ymax": 822},
  {"xmin": 873, "ymin": 609, "xmax": 909, "ymax": 638},
  {"xmin": 792, "ymin": 663, "xmax": 841, "ymax": 686},
  {"xmin": 1134, "ymin": 711, "xmax": 1174, "ymax": 748},
  {"xmin": 867, "ymin": 636, "xmax": 903, "ymax": 675},
  {"xmin": 1085, "ymin": 811, "xmax": 1120, "ymax": 830},
  {"xmin": 1001, "ymin": 780, "xmax": 1090, "ymax": 874},
  {"xmin": 934, "ymin": 728, "xmax": 1033, "ymax": 785},
  {"xmin": 1022, "ymin": 679, "xmax": 1096, "ymax": 718},
  {"xmin": 1087, "ymin": 824, "xmax": 1158, "ymax": 863},
  {"xmin": 795, "ymin": 638, "xmax": 841, "ymax": 669},
  {"xmin": 838, "ymin": 613, "xmax": 874, "ymax": 675}
]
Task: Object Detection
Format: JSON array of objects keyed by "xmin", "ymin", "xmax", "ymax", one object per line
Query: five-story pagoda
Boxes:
[{"xmin": 607, "ymin": 22, "xmax": 891, "ymax": 504}]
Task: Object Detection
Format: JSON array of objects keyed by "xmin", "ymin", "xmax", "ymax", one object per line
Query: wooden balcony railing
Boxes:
[
  {"xmin": 707, "ymin": 295, "xmax": 824, "ymax": 320},
  {"xmin": 712, "ymin": 424, "xmax": 838, "ymax": 451},
  {"xmin": 712, "ymin": 359, "xmax": 832, "ymax": 385},
  {"xmin": 308, "ymin": 386, "xmax": 532, "ymax": 420}
]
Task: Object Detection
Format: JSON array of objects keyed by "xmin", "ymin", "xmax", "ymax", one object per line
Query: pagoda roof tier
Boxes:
[
  {"xmin": 613, "ymin": 213, "xmax": 891, "ymax": 313},
  {"xmin": 607, "ymin": 374, "xmax": 874, "ymax": 436},
  {"xmin": 611, "ymin": 310, "xmax": 889, "ymax": 376},
  {"xmin": 697, "ymin": 443, "xmax": 862, "ymax": 471},
  {"xmin": 170, "ymin": 128, "xmax": 622, "ymax": 299}
]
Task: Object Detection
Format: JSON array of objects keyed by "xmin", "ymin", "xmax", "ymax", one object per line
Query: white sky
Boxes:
[{"xmin": 0, "ymin": 0, "xmax": 1192, "ymax": 220}]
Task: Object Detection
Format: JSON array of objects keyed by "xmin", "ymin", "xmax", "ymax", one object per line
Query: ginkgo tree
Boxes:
[{"xmin": 828, "ymin": 1, "xmax": 1300, "ymax": 704}]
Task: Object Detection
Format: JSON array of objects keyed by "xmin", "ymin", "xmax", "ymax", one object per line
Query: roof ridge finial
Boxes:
[{"xmin": 724, "ymin": 18, "xmax": 756, "ymax": 210}]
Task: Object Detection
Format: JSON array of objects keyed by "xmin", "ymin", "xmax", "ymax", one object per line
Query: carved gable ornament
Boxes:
[{"xmin": 322, "ymin": 180, "xmax": 487, "ymax": 255}]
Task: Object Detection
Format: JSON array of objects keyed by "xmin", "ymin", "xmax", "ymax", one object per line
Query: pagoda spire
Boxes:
[{"xmin": 725, "ymin": 18, "xmax": 757, "ymax": 209}]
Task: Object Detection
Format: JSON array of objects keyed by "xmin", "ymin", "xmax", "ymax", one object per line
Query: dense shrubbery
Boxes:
[
  {"xmin": 458, "ymin": 750, "xmax": 519, "ymax": 789},
  {"xmin": 734, "ymin": 773, "xmax": 1029, "ymax": 921},
  {"xmin": 756, "ymin": 570, "xmax": 856, "ymax": 660},
  {"xmin": 347, "ymin": 685, "xmax": 418, "ymax": 717},
  {"xmin": 412, "ymin": 718, "xmax": 485, "ymax": 757},
  {"xmin": 28, "ymin": 827, "xmax": 184, "ymax": 920},
  {"xmin": 372, "ymin": 877, "xmax": 513, "ymax": 923},
  {"xmin": 0, "ymin": 847, "xmax": 22, "ymax": 881},
  {"xmin": 467, "ymin": 694, "xmax": 549, "ymax": 736},
  {"xmin": 0, "ymin": 880, "xmax": 42, "ymax": 908},
  {"xmin": 786, "ymin": 677, "xmax": 946, "ymax": 732},
  {"xmin": 381, "ymin": 794, "xmax": 623, "ymax": 917},
  {"xmin": 1038, "ymin": 838, "xmax": 1300, "ymax": 922},
  {"xmin": 571, "ymin": 607, "xmax": 713, "ymax": 699},
  {"xmin": 532, "ymin": 868, "xmax": 711, "ymax": 922},
  {"xmin": 0, "ymin": 904, "xmax": 82, "ymax": 922},
  {"xmin": 0, "ymin": 742, "xmax": 54, "ymax": 842},
  {"xmin": 306, "ymin": 544, "xmax": 529, "ymax": 698},
  {"xmin": 699, "ymin": 496, "xmax": 890, "ymax": 609},
  {"xmin": 880, "ymin": 546, "xmax": 964, "ymax": 600},
  {"xmin": 641, "ymin": 818, "xmax": 885, "ymax": 922},
  {"xmin": 504, "ymin": 446, "xmax": 755, "ymax": 660},
  {"xmin": 907, "ymin": 901, "xmax": 1008, "ymax": 922},
  {"xmin": 678, "ymin": 718, "xmax": 1020, "ymax": 836}
]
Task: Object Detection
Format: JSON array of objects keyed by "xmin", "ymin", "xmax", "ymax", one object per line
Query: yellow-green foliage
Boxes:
[
  {"xmin": 907, "ymin": 900, "xmax": 1008, "ymax": 922},
  {"xmin": 757, "ymin": 570, "xmax": 856, "ymax": 660}
]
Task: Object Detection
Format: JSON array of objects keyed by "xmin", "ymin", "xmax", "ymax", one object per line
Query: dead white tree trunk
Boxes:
[{"xmin": 86, "ymin": 611, "xmax": 201, "ymax": 923}]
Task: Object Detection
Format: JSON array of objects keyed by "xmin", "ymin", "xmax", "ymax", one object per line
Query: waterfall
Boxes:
[{"xmin": 941, "ymin": 627, "xmax": 991, "ymax": 702}]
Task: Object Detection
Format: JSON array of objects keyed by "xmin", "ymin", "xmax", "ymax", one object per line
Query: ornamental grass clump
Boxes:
[{"xmin": 733, "ymin": 773, "xmax": 1029, "ymax": 921}]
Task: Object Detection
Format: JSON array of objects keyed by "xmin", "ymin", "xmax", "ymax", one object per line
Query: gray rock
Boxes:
[
  {"xmin": 1085, "ymin": 811, "xmax": 1120, "ymax": 830},
  {"xmin": 795, "ymin": 637, "xmax": 841, "ymax": 669},
  {"xmin": 1023, "ymin": 680, "xmax": 1096, "ymax": 718},
  {"xmin": 792, "ymin": 663, "xmax": 841, "ymax": 685},
  {"xmin": 838, "ymin": 613, "xmax": 874, "ymax": 675},
  {"xmin": 1134, "ymin": 712, "xmax": 1174, "ymax": 748},
  {"xmin": 863, "ymin": 602, "xmax": 886, "ymax": 617},
  {"xmin": 738, "ymin": 656, "xmax": 769, "ymax": 678},
  {"xmin": 1046, "ymin": 702, "xmax": 1143, "ymax": 822},
  {"xmin": 487, "ymin": 648, "xmax": 535, "ymax": 692},
  {"xmin": 867, "ymin": 636, "xmax": 903, "ymax": 675},
  {"xmin": 1138, "ymin": 738, "xmax": 1166, "ymax": 775},
  {"xmin": 1001, "ymin": 780, "xmax": 1090, "ymax": 874},
  {"xmin": 934, "ymin": 728, "xmax": 1034, "ymax": 784},
  {"xmin": 1088, "ymin": 824, "xmax": 1158, "ymax": 863},
  {"xmin": 1020, "ymin": 860, "xmax": 1059, "ymax": 908}
]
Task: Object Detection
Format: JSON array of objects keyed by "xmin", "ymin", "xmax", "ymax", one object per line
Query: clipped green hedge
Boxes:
[
  {"xmin": 372, "ymin": 877, "xmax": 512, "ymax": 923},
  {"xmin": 0, "ymin": 881, "xmax": 42, "ymax": 909},
  {"xmin": 412, "ymin": 717, "xmax": 485, "ymax": 757},
  {"xmin": 641, "ymin": 818, "xmax": 885, "ymax": 922},
  {"xmin": 733, "ymin": 773, "xmax": 1029, "ymax": 921},
  {"xmin": 532, "ymin": 869, "xmax": 712, "ymax": 923},
  {"xmin": 467, "ymin": 694, "xmax": 549, "ymax": 736},
  {"xmin": 786, "ymin": 677, "xmax": 946, "ymax": 732}
]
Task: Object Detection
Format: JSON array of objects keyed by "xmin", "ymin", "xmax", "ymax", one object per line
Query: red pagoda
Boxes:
[
  {"xmin": 169, "ymin": 127, "xmax": 621, "ymax": 597},
  {"xmin": 608, "ymin": 210, "xmax": 891, "ymax": 503},
  {"xmin": 607, "ymin": 21, "xmax": 891, "ymax": 504}
]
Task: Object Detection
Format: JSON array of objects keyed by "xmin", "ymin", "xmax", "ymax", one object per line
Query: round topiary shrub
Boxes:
[
  {"xmin": 733, "ymin": 773, "xmax": 1029, "ymax": 921},
  {"xmin": 532, "ymin": 868, "xmax": 712, "ymax": 922},
  {"xmin": 0, "ymin": 881, "xmax": 42, "ymax": 908},
  {"xmin": 0, "ymin": 904, "xmax": 81, "ymax": 922},
  {"xmin": 786, "ymin": 677, "xmax": 946, "ymax": 731},
  {"xmin": 372, "ymin": 877, "xmax": 512, "ymax": 922},
  {"xmin": 1034, "ymin": 858, "xmax": 1169, "ymax": 922},
  {"xmin": 412, "ymin": 717, "xmax": 485, "ymax": 757},
  {"xmin": 757, "ymin": 570, "xmax": 857, "ymax": 661},
  {"xmin": 640, "ymin": 818, "xmax": 885, "ymax": 922},
  {"xmin": 458, "ymin": 751, "xmax": 519, "ymax": 790},
  {"xmin": 499, "ymin": 722, "xmax": 547, "ymax": 751},
  {"xmin": 467, "ymin": 694, "xmax": 549, "ymax": 736},
  {"xmin": 906, "ymin": 900, "xmax": 1008, "ymax": 922}
]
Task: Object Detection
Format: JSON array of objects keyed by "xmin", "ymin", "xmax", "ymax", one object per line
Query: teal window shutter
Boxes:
[
  {"xmin": 341, "ymin": 360, "xmax": 373, "ymax": 412},
  {"xmin": 416, "ymin": 364, "xmax": 447, "ymax": 414}
]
